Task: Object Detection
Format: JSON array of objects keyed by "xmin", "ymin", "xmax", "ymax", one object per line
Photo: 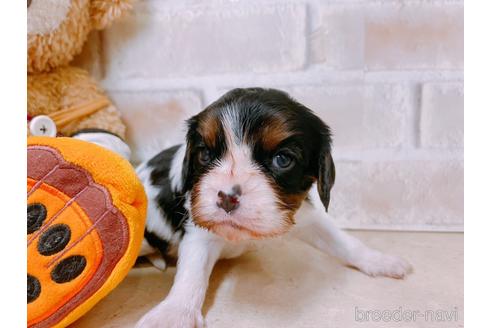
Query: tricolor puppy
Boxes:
[{"xmin": 136, "ymin": 88, "xmax": 411, "ymax": 328}]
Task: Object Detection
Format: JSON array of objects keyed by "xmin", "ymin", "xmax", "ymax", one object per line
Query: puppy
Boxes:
[{"xmin": 135, "ymin": 88, "xmax": 411, "ymax": 328}]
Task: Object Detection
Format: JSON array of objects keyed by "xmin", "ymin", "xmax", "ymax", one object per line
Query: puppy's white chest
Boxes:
[{"xmin": 219, "ymin": 240, "xmax": 254, "ymax": 259}]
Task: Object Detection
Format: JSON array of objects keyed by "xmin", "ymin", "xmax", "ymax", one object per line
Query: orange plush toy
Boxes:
[{"xmin": 27, "ymin": 137, "xmax": 146, "ymax": 328}]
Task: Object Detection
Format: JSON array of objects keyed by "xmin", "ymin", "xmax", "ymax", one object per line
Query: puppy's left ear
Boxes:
[
  {"xmin": 317, "ymin": 144, "xmax": 336, "ymax": 212},
  {"xmin": 91, "ymin": 0, "xmax": 133, "ymax": 30}
]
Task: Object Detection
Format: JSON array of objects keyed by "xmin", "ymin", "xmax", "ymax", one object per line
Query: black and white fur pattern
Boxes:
[{"xmin": 135, "ymin": 88, "xmax": 412, "ymax": 328}]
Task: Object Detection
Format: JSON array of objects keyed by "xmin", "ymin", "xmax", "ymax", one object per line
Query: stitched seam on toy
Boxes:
[
  {"xmin": 46, "ymin": 206, "xmax": 111, "ymax": 268},
  {"xmin": 28, "ymin": 145, "xmax": 116, "ymax": 207},
  {"xmin": 27, "ymin": 145, "xmax": 115, "ymax": 247},
  {"xmin": 27, "ymin": 185, "xmax": 89, "ymax": 246},
  {"xmin": 27, "ymin": 164, "xmax": 60, "ymax": 199}
]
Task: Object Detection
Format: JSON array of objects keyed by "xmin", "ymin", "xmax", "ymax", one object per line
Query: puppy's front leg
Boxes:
[
  {"xmin": 136, "ymin": 227, "xmax": 224, "ymax": 328},
  {"xmin": 292, "ymin": 192, "xmax": 412, "ymax": 279}
]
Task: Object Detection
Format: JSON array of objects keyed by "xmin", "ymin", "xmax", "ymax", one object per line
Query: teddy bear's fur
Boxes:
[{"xmin": 28, "ymin": 0, "xmax": 132, "ymax": 139}]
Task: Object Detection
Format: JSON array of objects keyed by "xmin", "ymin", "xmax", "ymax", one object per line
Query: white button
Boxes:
[{"xmin": 29, "ymin": 115, "xmax": 57, "ymax": 137}]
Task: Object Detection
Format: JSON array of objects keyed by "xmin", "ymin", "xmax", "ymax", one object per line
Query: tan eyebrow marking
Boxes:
[
  {"xmin": 197, "ymin": 113, "xmax": 220, "ymax": 147},
  {"xmin": 259, "ymin": 116, "xmax": 294, "ymax": 151}
]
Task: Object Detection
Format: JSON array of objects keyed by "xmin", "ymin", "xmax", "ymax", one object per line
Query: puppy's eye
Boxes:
[
  {"xmin": 198, "ymin": 148, "xmax": 211, "ymax": 165},
  {"xmin": 273, "ymin": 152, "xmax": 295, "ymax": 170}
]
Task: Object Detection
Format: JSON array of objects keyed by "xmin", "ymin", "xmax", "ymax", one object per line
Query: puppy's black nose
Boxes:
[{"xmin": 217, "ymin": 185, "xmax": 241, "ymax": 213}]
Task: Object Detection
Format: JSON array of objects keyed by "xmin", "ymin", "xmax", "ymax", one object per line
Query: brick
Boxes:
[
  {"xmin": 420, "ymin": 83, "xmax": 463, "ymax": 148},
  {"xmin": 330, "ymin": 160, "xmax": 463, "ymax": 230},
  {"xmin": 103, "ymin": 3, "xmax": 306, "ymax": 79},
  {"xmin": 310, "ymin": 6, "xmax": 364, "ymax": 69},
  {"xmin": 73, "ymin": 31, "xmax": 103, "ymax": 80},
  {"xmin": 289, "ymin": 84, "xmax": 410, "ymax": 150},
  {"xmin": 311, "ymin": 3, "xmax": 463, "ymax": 70},
  {"xmin": 365, "ymin": 3, "xmax": 463, "ymax": 70},
  {"xmin": 109, "ymin": 90, "xmax": 202, "ymax": 163}
]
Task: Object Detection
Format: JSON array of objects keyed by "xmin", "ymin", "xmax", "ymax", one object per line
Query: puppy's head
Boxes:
[{"xmin": 182, "ymin": 88, "xmax": 335, "ymax": 241}]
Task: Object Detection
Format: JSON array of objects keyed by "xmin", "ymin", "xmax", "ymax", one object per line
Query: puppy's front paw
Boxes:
[
  {"xmin": 347, "ymin": 248, "xmax": 412, "ymax": 279},
  {"xmin": 135, "ymin": 301, "xmax": 204, "ymax": 328}
]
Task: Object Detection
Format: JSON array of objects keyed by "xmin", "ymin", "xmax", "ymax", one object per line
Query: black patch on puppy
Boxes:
[
  {"xmin": 148, "ymin": 145, "xmax": 188, "ymax": 233},
  {"xmin": 149, "ymin": 145, "xmax": 180, "ymax": 185},
  {"xmin": 144, "ymin": 229, "xmax": 170, "ymax": 259}
]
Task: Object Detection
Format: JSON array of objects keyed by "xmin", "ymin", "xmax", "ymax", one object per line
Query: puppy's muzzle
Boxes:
[{"xmin": 216, "ymin": 185, "xmax": 242, "ymax": 213}]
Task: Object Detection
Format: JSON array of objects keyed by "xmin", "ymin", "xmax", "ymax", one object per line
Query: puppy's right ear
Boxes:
[{"xmin": 181, "ymin": 116, "xmax": 198, "ymax": 192}]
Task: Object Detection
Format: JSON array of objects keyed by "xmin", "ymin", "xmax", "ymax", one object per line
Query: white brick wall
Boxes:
[
  {"xmin": 289, "ymin": 84, "xmax": 411, "ymax": 149},
  {"xmin": 420, "ymin": 83, "xmax": 464, "ymax": 148},
  {"xmin": 103, "ymin": 2, "xmax": 306, "ymax": 78},
  {"xmin": 74, "ymin": 0, "xmax": 464, "ymax": 231},
  {"xmin": 311, "ymin": 2, "xmax": 463, "ymax": 70}
]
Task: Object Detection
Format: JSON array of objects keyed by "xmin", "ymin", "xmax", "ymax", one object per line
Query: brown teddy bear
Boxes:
[{"xmin": 28, "ymin": 0, "xmax": 132, "ymax": 159}]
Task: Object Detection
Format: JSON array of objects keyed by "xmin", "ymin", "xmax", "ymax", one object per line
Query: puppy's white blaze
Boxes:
[
  {"xmin": 221, "ymin": 105, "xmax": 243, "ymax": 145},
  {"xmin": 195, "ymin": 143, "xmax": 288, "ymax": 240}
]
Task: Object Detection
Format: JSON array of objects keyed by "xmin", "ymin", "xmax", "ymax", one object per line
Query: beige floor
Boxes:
[{"xmin": 71, "ymin": 231, "xmax": 463, "ymax": 328}]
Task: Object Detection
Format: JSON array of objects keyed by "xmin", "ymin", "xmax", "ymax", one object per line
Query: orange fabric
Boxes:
[
  {"xmin": 27, "ymin": 137, "xmax": 147, "ymax": 328},
  {"xmin": 27, "ymin": 179, "xmax": 103, "ymax": 326}
]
